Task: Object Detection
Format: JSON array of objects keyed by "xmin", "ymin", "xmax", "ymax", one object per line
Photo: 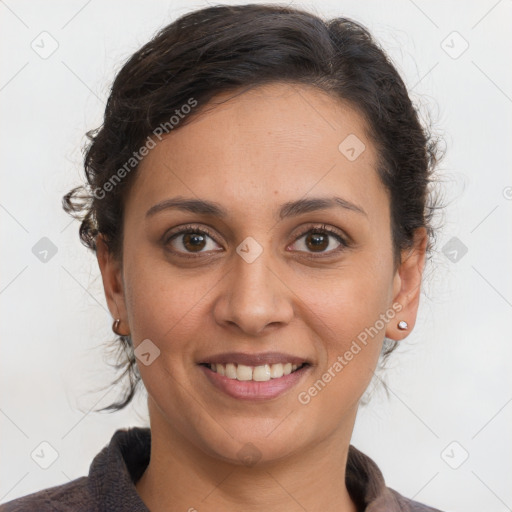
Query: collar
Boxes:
[{"xmin": 87, "ymin": 427, "xmax": 436, "ymax": 512}]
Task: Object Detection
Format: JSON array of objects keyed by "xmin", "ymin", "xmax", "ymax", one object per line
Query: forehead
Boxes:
[{"xmin": 126, "ymin": 82, "xmax": 387, "ymax": 222}]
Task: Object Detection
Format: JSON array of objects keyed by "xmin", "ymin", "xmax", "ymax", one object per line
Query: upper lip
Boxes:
[{"xmin": 199, "ymin": 352, "xmax": 310, "ymax": 366}]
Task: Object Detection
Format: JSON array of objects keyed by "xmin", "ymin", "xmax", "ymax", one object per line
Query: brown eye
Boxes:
[
  {"xmin": 304, "ymin": 232, "xmax": 330, "ymax": 252},
  {"xmin": 290, "ymin": 225, "xmax": 347, "ymax": 255},
  {"xmin": 182, "ymin": 232, "xmax": 207, "ymax": 252},
  {"xmin": 165, "ymin": 227, "xmax": 222, "ymax": 255}
]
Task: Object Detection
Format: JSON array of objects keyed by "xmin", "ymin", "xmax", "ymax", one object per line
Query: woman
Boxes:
[{"xmin": 1, "ymin": 3, "xmax": 445, "ymax": 511}]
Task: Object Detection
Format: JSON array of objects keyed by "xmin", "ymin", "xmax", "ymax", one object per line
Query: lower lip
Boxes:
[{"xmin": 199, "ymin": 365, "xmax": 310, "ymax": 401}]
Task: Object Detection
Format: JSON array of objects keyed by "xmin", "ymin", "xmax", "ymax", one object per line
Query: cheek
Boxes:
[
  {"xmin": 122, "ymin": 259, "xmax": 213, "ymax": 412},
  {"xmin": 294, "ymin": 301, "xmax": 383, "ymax": 415},
  {"xmin": 306, "ymin": 279, "xmax": 388, "ymax": 356},
  {"xmin": 302, "ymin": 245, "xmax": 393, "ymax": 329},
  {"xmin": 122, "ymin": 249, "xmax": 206, "ymax": 352},
  {"xmin": 298, "ymin": 255, "xmax": 394, "ymax": 384}
]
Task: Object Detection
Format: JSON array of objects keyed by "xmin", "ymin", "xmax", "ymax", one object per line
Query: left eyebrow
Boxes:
[
  {"xmin": 145, "ymin": 195, "xmax": 368, "ymax": 219},
  {"xmin": 278, "ymin": 196, "xmax": 367, "ymax": 219}
]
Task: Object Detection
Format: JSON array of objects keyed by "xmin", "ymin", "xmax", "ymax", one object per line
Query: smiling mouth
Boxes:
[{"xmin": 200, "ymin": 362, "xmax": 309, "ymax": 382}]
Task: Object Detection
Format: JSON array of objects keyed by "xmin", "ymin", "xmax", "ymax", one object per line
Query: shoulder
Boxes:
[
  {"xmin": 386, "ymin": 487, "xmax": 445, "ymax": 511},
  {"xmin": 0, "ymin": 426, "xmax": 151, "ymax": 512},
  {"xmin": 0, "ymin": 477, "xmax": 94, "ymax": 512},
  {"xmin": 346, "ymin": 444, "xmax": 445, "ymax": 511}
]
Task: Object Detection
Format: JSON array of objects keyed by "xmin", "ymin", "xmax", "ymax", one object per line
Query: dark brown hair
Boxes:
[{"xmin": 63, "ymin": 3, "xmax": 444, "ymax": 411}]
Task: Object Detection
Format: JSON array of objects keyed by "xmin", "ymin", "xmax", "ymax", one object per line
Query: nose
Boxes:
[{"xmin": 213, "ymin": 250, "xmax": 294, "ymax": 336}]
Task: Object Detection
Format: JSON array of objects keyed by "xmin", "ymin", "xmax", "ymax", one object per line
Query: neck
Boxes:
[{"xmin": 135, "ymin": 400, "xmax": 359, "ymax": 512}]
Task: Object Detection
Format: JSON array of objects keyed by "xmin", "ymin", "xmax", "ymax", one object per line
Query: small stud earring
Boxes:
[
  {"xmin": 112, "ymin": 318, "xmax": 130, "ymax": 336},
  {"xmin": 397, "ymin": 320, "xmax": 408, "ymax": 331}
]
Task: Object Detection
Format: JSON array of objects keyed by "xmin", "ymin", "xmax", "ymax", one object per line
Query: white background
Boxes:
[{"xmin": 1, "ymin": 1, "xmax": 511, "ymax": 510}]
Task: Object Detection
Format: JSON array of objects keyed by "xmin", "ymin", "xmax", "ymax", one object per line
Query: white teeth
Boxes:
[
  {"xmin": 207, "ymin": 362, "xmax": 305, "ymax": 381},
  {"xmin": 225, "ymin": 363, "xmax": 237, "ymax": 379},
  {"xmin": 253, "ymin": 364, "xmax": 271, "ymax": 381},
  {"xmin": 236, "ymin": 364, "xmax": 253, "ymax": 381},
  {"xmin": 270, "ymin": 363, "xmax": 284, "ymax": 379}
]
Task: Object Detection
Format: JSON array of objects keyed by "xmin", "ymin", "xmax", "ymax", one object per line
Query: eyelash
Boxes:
[{"xmin": 163, "ymin": 223, "xmax": 349, "ymax": 259}]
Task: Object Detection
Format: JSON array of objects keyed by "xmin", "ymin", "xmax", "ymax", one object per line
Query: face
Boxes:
[{"xmin": 98, "ymin": 82, "xmax": 426, "ymax": 465}]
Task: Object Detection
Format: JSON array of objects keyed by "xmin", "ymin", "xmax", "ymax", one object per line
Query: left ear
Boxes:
[{"xmin": 386, "ymin": 227, "xmax": 428, "ymax": 340}]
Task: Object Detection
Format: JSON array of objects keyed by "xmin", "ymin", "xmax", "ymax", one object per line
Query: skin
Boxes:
[{"xmin": 97, "ymin": 82, "xmax": 427, "ymax": 512}]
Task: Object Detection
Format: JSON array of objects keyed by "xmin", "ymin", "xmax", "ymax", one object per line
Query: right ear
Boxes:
[{"xmin": 96, "ymin": 234, "xmax": 128, "ymax": 327}]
